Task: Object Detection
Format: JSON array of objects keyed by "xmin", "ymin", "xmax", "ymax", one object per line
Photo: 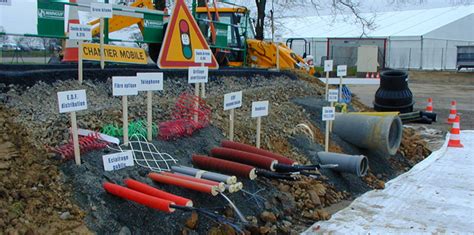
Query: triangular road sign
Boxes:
[{"xmin": 158, "ymin": 0, "xmax": 219, "ymax": 69}]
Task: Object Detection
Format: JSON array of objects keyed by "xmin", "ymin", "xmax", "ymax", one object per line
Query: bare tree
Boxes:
[{"xmin": 0, "ymin": 26, "xmax": 8, "ymax": 44}]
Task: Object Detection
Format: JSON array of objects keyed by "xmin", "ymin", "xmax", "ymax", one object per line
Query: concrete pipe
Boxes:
[
  {"xmin": 317, "ymin": 152, "xmax": 369, "ymax": 177},
  {"xmin": 333, "ymin": 114, "xmax": 403, "ymax": 155}
]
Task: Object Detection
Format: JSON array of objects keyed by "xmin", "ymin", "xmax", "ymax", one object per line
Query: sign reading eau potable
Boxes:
[
  {"xmin": 252, "ymin": 101, "xmax": 269, "ymax": 118},
  {"xmin": 224, "ymin": 91, "xmax": 242, "ymax": 111},
  {"xmin": 81, "ymin": 43, "xmax": 147, "ymax": 64}
]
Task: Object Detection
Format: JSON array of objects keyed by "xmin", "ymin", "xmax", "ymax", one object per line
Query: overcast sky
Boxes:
[{"xmin": 1, "ymin": 0, "xmax": 472, "ymax": 35}]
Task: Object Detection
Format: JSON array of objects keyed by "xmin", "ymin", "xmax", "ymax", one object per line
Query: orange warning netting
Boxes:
[
  {"xmin": 159, "ymin": 93, "xmax": 211, "ymax": 140},
  {"xmin": 48, "ymin": 133, "xmax": 107, "ymax": 160}
]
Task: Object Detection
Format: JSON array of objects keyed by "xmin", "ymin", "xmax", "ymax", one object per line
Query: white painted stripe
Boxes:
[
  {"xmin": 453, "ymin": 123, "xmax": 460, "ymax": 129},
  {"xmin": 451, "ymin": 134, "xmax": 460, "ymax": 140},
  {"xmin": 449, "ymin": 114, "xmax": 456, "ymax": 119}
]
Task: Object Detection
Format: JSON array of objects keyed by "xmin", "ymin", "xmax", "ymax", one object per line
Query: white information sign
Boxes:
[
  {"xmin": 327, "ymin": 89, "xmax": 339, "ymax": 102},
  {"xmin": 194, "ymin": 49, "xmax": 212, "ymax": 63},
  {"xmin": 112, "ymin": 76, "xmax": 138, "ymax": 96},
  {"xmin": 90, "ymin": 2, "xmax": 113, "ymax": 18},
  {"xmin": 188, "ymin": 67, "xmax": 208, "ymax": 83},
  {"xmin": 337, "ymin": 65, "xmax": 347, "ymax": 77},
  {"xmin": 102, "ymin": 151, "xmax": 134, "ymax": 171},
  {"xmin": 68, "ymin": 24, "xmax": 92, "ymax": 40},
  {"xmin": 322, "ymin": 107, "xmax": 336, "ymax": 121},
  {"xmin": 0, "ymin": 0, "xmax": 11, "ymax": 6},
  {"xmin": 57, "ymin": 89, "xmax": 88, "ymax": 113},
  {"xmin": 251, "ymin": 101, "xmax": 269, "ymax": 118},
  {"xmin": 324, "ymin": 60, "xmax": 333, "ymax": 72},
  {"xmin": 137, "ymin": 72, "xmax": 163, "ymax": 91},
  {"xmin": 224, "ymin": 91, "xmax": 243, "ymax": 111}
]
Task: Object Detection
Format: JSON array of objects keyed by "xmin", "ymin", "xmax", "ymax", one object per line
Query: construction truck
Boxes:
[{"xmin": 87, "ymin": 0, "xmax": 314, "ymax": 75}]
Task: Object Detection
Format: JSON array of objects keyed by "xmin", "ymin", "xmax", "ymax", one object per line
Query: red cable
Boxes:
[
  {"xmin": 221, "ymin": 140, "xmax": 296, "ymax": 165},
  {"xmin": 192, "ymin": 155, "xmax": 257, "ymax": 180},
  {"xmin": 103, "ymin": 182, "xmax": 175, "ymax": 213},
  {"xmin": 160, "ymin": 172, "xmax": 225, "ymax": 192},
  {"xmin": 124, "ymin": 179, "xmax": 193, "ymax": 207},
  {"xmin": 148, "ymin": 173, "xmax": 219, "ymax": 196},
  {"xmin": 211, "ymin": 147, "xmax": 277, "ymax": 171}
]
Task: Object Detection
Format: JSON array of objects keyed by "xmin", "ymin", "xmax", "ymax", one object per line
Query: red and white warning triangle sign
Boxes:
[{"xmin": 158, "ymin": 0, "xmax": 219, "ymax": 69}]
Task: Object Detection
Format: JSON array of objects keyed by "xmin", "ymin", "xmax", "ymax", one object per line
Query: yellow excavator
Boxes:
[{"xmin": 87, "ymin": 0, "xmax": 315, "ymax": 75}]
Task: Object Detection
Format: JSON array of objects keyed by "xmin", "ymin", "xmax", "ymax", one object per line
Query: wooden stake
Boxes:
[
  {"xmin": 100, "ymin": 17, "xmax": 105, "ymax": 69},
  {"xmin": 147, "ymin": 90, "xmax": 153, "ymax": 141},
  {"xmin": 325, "ymin": 71, "xmax": 329, "ymax": 100},
  {"xmin": 256, "ymin": 117, "xmax": 261, "ymax": 148},
  {"xmin": 200, "ymin": 62, "xmax": 206, "ymax": 98},
  {"xmin": 329, "ymin": 101, "xmax": 334, "ymax": 133},
  {"xmin": 229, "ymin": 108, "xmax": 234, "ymax": 141},
  {"xmin": 70, "ymin": 111, "xmax": 81, "ymax": 165},
  {"xmin": 122, "ymin": 95, "xmax": 129, "ymax": 146},
  {"xmin": 325, "ymin": 120, "xmax": 329, "ymax": 152},
  {"xmin": 339, "ymin": 76, "xmax": 343, "ymax": 102},
  {"xmin": 78, "ymin": 40, "xmax": 83, "ymax": 84},
  {"xmin": 194, "ymin": 83, "xmax": 199, "ymax": 122}
]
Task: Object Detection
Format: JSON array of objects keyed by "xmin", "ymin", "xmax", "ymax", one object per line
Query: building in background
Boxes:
[{"xmin": 281, "ymin": 6, "xmax": 474, "ymax": 70}]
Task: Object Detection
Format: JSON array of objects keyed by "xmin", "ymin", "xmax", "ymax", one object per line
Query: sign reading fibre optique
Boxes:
[{"xmin": 112, "ymin": 77, "xmax": 138, "ymax": 96}]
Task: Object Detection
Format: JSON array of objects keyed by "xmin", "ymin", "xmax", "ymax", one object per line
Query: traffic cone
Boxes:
[
  {"xmin": 371, "ymin": 73, "xmax": 375, "ymax": 78},
  {"xmin": 376, "ymin": 72, "xmax": 380, "ymax": 79},
  {"xmin": 426, "ymin": 98, "xmax": 433, "ymax": 113},
  {"xmin": 447, "ymin": 101, "xmax": 457, "ymax": 123},
  {"xmin": 62, "ymin": 0, "xmax": 80, "ymax": 62},
  {"xmin": 448, "ymin": 115, "xmax": 463, "ymax": 148},
  {"xmin": 365, "ymin": 72, "xmax": 369, "ymax": 78}
]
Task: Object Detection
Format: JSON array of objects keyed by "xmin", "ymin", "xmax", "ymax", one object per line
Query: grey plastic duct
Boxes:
[
  {"xmin": 333, "ymin": 114, "xmax": 403, "ymax": 155},
  {"xmin": 317, "ymin": 151, "xmax": 369, "ymax": 177}
]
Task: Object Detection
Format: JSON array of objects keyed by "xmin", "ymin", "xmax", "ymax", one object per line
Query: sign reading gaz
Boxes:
[
  {"xmin": 81, "ymin": 43, "xmax": 147, "ymax": 64},
  {"xmin": 102, "ymin": 151, "xmax": 134, "ymax": 171},
  {"xmin": 194, "ymin": 49, "xmax": 212, "ymax": 63},
  {"xmin": 252, "ymin": 101, "xmax": 269, "ymax": 118},
  {"xmin": 90, "ymin": 2, "xmax": 113, "ymax": 18},
  {"xmin": 188, "ymin": 67, "xmax": 209, "ymax": 83},
  {"xmin": 137, "ymin": 73, "xmax": 163, "ymax": 91},
  {"xmin": 337, "ymin": 65, "xmax": 347, "ymax": 77},
  {"xmin": 69, "ymin": 24, "xmax": 92, "ymax": 40},
  {"xmin": 224, "ymin": 91, "xmax": 243, "ymax": 111},
  {"xmin": 57, "ymin": 89, "xmax": 87, "ymax": 113},
  {"xmin": 327, "ymin": 89, "xmax": 339, "ymax": 102},
  {"xmin": 112, "ymin": 76, "xmax": 138, "ymax": 96},
  {"xmin": 324, "ymin": 60, "xmax": 333, "ymax": 72},
  {"xmin": 322, "ymin": 107, "xmax": 335, "ymax": 121}
]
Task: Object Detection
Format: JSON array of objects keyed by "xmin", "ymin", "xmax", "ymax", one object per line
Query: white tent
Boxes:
[{"xmin": 280, "ymin": 6, "xmax": 474, "ymax": 70}]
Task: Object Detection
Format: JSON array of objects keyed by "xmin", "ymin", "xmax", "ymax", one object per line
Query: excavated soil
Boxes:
[{"xmin": 0, "ymin": 70, "xmax": 431, "ymax": 234}]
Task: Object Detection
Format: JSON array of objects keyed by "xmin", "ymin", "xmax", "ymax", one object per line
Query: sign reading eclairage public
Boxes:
[
  {"xmin": 327, "ymin": 89, "xmax": 339, "ymax": 102},
  {"xmin": 251, "ymin": 101, "xmax": 269, "ymax": 118},
  {"xmin": 194, "ymin": 49, "xmax": 212, "ymax": 63},
  {"xmin": 112, "ymin": 77, "xmax": 138, "ymax": 96},
  {"xmin": 81, "ymin": 43, "xmax": 147, "ymax": 64},
  {"xmin": 137, "ymin": 73, "xmax": 163, "ymax": 91},
  {"xmin": 322, "ymin": 107, "xmax": 335, "ymax": 121},
  {"xmin": 57, "ymin": 90, "xmax": 88, "ymax": 113},
  {"xmin": 0, "ymin": 0, "xmax": 11, "ymax": 6},
  {"xmin": 188, "ymin": 67, "xmax": 209, "ymax": 83},
  {"xmin": 102, "ymin": 151, "xmax": 134, "ymax": 171},
  {"xmin": 224, "ymin": 91, "xmax": 243, "ymax": 111},
  {"xmin": 90, "ymin": 2, "xmax": 113, "ymax": 18},
  {"xmin": 324, "ymin": 60, "xmax": 333, "ymax": 72},
  {"xmin": 337, "ymin": 65, "xmax": 347, "ymax": 77},
  {"xmin": 69, "ymin": 24, "xmax": 92, "ymax": 40}
]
